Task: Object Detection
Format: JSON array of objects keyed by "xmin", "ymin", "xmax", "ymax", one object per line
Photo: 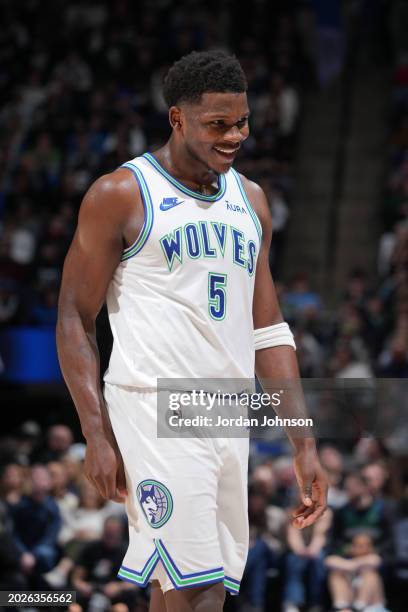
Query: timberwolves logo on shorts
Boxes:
[{"xmin": 136, "ymin": 479, "xmax": 173, "ymax": 528}]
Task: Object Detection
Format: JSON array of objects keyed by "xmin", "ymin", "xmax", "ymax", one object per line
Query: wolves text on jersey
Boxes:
[{"xmin": 159, "ymin": 220, "xmax": 257, "ymax": 275}]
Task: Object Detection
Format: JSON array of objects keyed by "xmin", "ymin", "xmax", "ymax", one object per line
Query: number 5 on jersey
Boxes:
[{"xmin": 208, "ymin": 273, "xmax": 227, "ymax": 321}]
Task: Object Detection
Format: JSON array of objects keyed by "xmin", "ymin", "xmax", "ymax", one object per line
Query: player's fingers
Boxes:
[
  {"xmin": 111, "ymin": 492, "xmax": 128, "ymax": 503},
  {"xmin": 292, "ymin": 492, "xmax": 327, "ymax": 526},
  {"xmin": 84, "ymin": 461, "xmax": 109, "ymax": 499},
  {"xmin": 93, "ymin": 470, "xmax": 116, "ymax": 500},
  {"xmin": 106, "ymin": 472, "xmax": 121, "ymax": 500},
  {"xmin": 301, "ymin": 481, "xmax": 313, "ymax": 507},
  {"xmin": 85, "ymin": 472, "xmax": 101, "ymax": 497},
  {"xmin": 292, "ymin": 492, "xmax": 318, "ymax": 517},
  {"xmin": 296, "ymin": 504, "xmax": 327, "ymax": 528},
  {"xmin": 94, "ymin": 478, "xmax": 109, "ymax": 500},
  {"xmin": 292, "ymin": 503, "xmax": 307, "ymax": 518},
  {"xmin": 291, "ymin": 502, "xmax": 316, "ymax": 527}
]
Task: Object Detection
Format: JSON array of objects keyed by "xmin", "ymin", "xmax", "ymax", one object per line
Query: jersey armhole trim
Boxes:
[
  {"xmin": 230, "ymin": 168, "xmax": 263, "ymax": 244},
  {"xmin": 121, "ymin": 162, "xmax": 154, "ymax": 261}
]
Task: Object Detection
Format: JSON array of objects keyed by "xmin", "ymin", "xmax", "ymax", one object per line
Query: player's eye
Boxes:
[
  {"xmin": 211, "ymin": 120, "xmax": 225, "ymax": 126},
  {"xmin": 237, "ymin": 118, "xmax": 248, "ymax": 128}
]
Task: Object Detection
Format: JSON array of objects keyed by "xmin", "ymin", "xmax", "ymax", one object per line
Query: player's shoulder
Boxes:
[
  {"xmin": 237, "ymin": 172, "xmax": 262, "ymax": 194},
  {"xmin": 79, "ymin": 167, "xmax": 141, "ymax": 225},
  {"xmin": 236, "ymin": 172, "xmax": 271, "ymax": 229},
  {"xmin": 84, "ymin": 167, "xmax": 141, "ymax": 204}
]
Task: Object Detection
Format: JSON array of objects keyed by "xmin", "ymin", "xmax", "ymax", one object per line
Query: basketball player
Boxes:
[{"xmin": 57, "ymin": 50, "xmax": 327, "ymax": 612}]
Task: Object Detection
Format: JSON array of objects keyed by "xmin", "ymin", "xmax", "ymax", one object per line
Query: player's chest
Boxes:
[{"xmin": 150, "ymin": 196, "xmax": 260, "ymax": 273}]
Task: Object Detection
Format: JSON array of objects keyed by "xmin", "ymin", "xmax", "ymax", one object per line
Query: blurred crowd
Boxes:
[
  {"xmin": 272, "ymin": 0, "xmax": 408, "ymax": 382},
  {"xmin": 0, "ymin": 0, "xmax": 312, "ymax": 330},
  {"xmin": 0, "ymin": 424, "xmax": 147, "ymax": 612},
  {"xmin": 0, "ymin": 422, "xmax": 407, "ymax": 612},
  {"xmin": 376, "ymin": 0, "xmax": 408, "ymax": 380},
  {"xmin": 0, "ymin": 0, "xmax": 406, "ymax": 380},
  {"xmin": 260, "ymin": 261, "xmax": 407, "ymax": 381}
]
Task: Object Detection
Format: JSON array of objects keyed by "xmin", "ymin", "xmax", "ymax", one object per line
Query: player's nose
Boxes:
[{"xmin": 223, "ymin": 125, "xmax": 245, "ymax": 145}]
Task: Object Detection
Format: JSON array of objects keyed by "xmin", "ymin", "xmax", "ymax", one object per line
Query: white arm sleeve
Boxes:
[{"xmin": 254, "ymin": 322, "xmax": 296, "ymax": 351}]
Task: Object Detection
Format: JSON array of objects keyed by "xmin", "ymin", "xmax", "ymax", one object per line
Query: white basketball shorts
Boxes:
[{"xmin": 104, "ymin": 383, "xmax": 249, "ymax": 595}]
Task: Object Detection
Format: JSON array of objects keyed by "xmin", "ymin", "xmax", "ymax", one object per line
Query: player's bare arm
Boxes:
[
  {"xmin": 243, "ymin": 176, "xmax": 328, "ymax": 529},
  {"xmin": 56, "ymin": 168, "xmax": 143, "ymax": 502}
]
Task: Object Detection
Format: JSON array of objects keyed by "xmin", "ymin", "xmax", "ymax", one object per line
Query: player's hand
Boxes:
[
  {"xmin": 292, "ymin": 447, "xmax": 328, "ymax": 529},
  {"xmin": 85, "ymin": 434, "xmax": 127, "ymax": 503}
]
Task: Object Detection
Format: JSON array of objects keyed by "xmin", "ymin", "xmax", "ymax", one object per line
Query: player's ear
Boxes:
[{"xmin": 169, "ymin": 106, "xmax": 182, "ymax": 130}]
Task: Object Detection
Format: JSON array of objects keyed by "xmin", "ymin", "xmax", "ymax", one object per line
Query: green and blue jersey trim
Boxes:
[
  {"xmin": 117, "ymin": 540, "xmax": 242, "ymax": 593},
  {"xmin": 118, "ymin": 550, "xmax": 159, "ymax": 587},
  {"xmin": 143, "ymin": 152, "xmax": 227, "ymax": 202},
  {"xmin": 154, "ymin": 539, "xmax": 225, "ymax": 590},
  {"xmin": 121, "ymin": 162, "xmax": 154, "ymax": 261},
  {"xmin": 230, "ymin": 168, "xmax": 262, "ymax": 244},
  {"xmin": 224, "ymin": 575, "xmax": 240, "ymax": 595}
]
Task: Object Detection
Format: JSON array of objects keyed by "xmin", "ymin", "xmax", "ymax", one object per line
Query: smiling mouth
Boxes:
[{"xmin": 213, "ymin": 146, "xmax": 240, "ymax": 160}]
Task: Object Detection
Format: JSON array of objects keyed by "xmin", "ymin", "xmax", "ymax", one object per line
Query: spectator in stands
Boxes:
[
  {"xmin": 272, "ymin": 456, "xmax": 299, "ymax": 509},
  {"xmin": 282, "ymin": 273, "xmax": 323, "ymax": 322},
  {"xmin": 8, "ymin": 464, "xmax": 61, "ymax": 583},
  {"xmin": 47, "ymin": 460, "xmax": 79, "ymax": 546},
  {"xmin": 71, "ymin": 515, "xmax": 141, "ymax": 612},
  {"xmin": 0, "ymin": 462, "xmax": 25, "ymax": 505},
  {"xmin": 0, "ymin": 499, "xmax": 27, "ymax": 591},
  {"xmin": 43, "ymin": 461, "xmax": 79, "ymax": 589},
  {"xmin": 377, "ymin": 333, "xmax": 408, "ymax": 377},
  {"xmin": 34, "ymin": 424, "xmax": 74, "ymax": 463},
  {"xmin": 361, "ymin": 461, "xmax": 397, "ymax": 521},
  {"xmin": 363, "ymin": 294, "xmax": 388, "ymax": 358},
  {"xmin": 250, "ymin": 464, "xmax": 288, "ymax": 545},
  {"xmin": 241, "ymin": 488, "xmax": 281, "ymax": 612},
  {"xmin": 326, "ymin": 532, "xmax": 387, "ymax": 612},
  {"xmin": 44, "ymin": 466, "xmax": 115, "ymax": 590},
  {"xmin": 343, "ymin": 270, "xmax": 370, "ymax": 311},
  {"xmin": 353, "ymin": 438, "xmax": 391, "ymax": 469},
  {"xmin": 14, "ymin": 420, "xmax": 42, "ymax": 465},
  {"xmin": 329, "ymin": 341, "xmax": 374, "ymax": 378},
  {"xmin": 361, "ymin": 462, "xmax": 392, "ymax": 501},
  {"xmin": 259, "ymin": 176, "xmax": 290, "ymax": 274},
  {"xmin": 329, "ymin": 472, "xmax": 393, "ymax": 565},
  {"xmin": 319, "ymin": 446, "xmax": 348, "ymax": 510},
  {"xmin": 294, "ymin": 325, "xmax": 324, "ymax": 377},
  {"xmin": 66, "ymin": 476, "xmax": 107, "ymax": 559},
  {"xmin": 60, "ymin": 449, "xmax": 85, "ymax": 496},
  {"xmin": 250, "ymin": 462, "xmax": 288, "ymax": 558},
  {"xmin": 282, "ymin": 506, "xmax": 332, "ymax": 612}
]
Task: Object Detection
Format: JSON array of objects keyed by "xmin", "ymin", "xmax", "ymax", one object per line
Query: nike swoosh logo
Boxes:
[{"xmin": 160, "ymin": 199, "xmax": 185, "ymax": 211}]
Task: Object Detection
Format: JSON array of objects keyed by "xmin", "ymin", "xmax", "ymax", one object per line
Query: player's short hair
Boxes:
[{"xmin": 163, "ymin": 50, "xmax": 247, "ymax": 107}]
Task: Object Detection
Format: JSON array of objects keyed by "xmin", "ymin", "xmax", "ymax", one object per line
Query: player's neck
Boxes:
[{"xmin": 153, "ymin": 141, "xmax": 218, "ymax": 193}]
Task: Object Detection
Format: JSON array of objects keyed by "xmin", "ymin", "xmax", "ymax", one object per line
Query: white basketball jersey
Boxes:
[{"xmin": 103, "ymin": 152, "xmax": 262, "ymax": 389}]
